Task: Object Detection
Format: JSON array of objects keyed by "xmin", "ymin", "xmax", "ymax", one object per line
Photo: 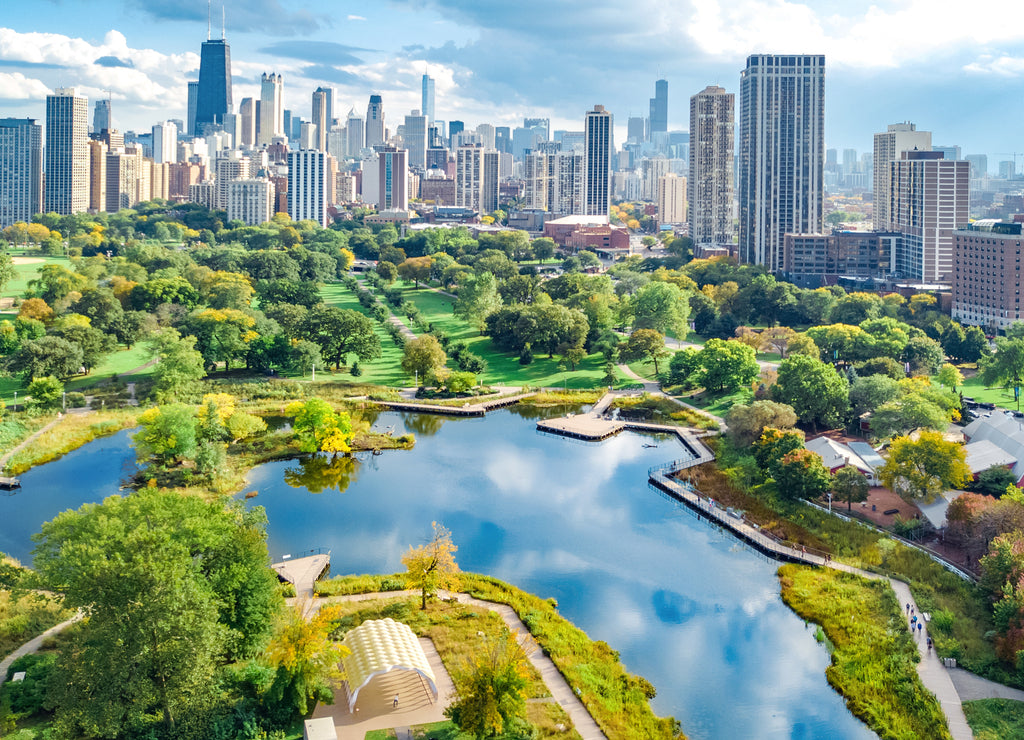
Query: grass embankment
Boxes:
[
  {"xmin": 963, "ymin": 698, "xmax": 1024, "ymax": 739},
  {"xmin": 700, "ymin": 439, "xmax": 1003, "ymax": 684},
  {"xmin": 609, "ymin": 393, "xmax": 718, "ymax": 430},
  {"xmin": 0, "ymin": 590, "xmax": 71, "ymax": 660},
  {"xmin": 778, "ymin": 565, "xmax": 951, "ymax": 740},
  {"xmin": 315, "ymin": 572, "xmax": 681, "ymax": 740},
  {"xmin": 396, "ymin": 283, "xmax": 628, "ymax": 389},
  {"xmin": 675, "ymin": 387, "xmax": 753, "ymax": 418},
  {"xmin": 0, "ymin": 417, "xmax": 52, "ymax": 461},
  {"xmin": 4, "ymin": 409, "xmax": 138, "ymax": 475},
  {"xmin": 520, "ymin": 390, "xmax": 604, "ymax": 407}
]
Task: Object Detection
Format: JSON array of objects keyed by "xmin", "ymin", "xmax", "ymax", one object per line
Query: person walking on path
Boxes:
[{"xmin": 393, "ymin": 693, "xmax": 399, "ymax": 709}]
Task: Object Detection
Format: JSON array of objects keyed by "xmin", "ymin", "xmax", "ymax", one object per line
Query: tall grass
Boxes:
[
  {"xmin": 962, "ymin": 698, "xmax": 1024, "ymax": 739},
  {"xmin": 5, "ymin": 410, "xmax": 138, "ymax": 475},
  {"xmin": 779, "ymin": 566, "xmax": 951, "ymax": 740}
]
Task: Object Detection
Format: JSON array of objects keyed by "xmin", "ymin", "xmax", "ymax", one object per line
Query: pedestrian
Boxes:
[
  {"xmin": 393, "ymin": 694, "xmax": 399, "ymax": 709},
  {"xmin": 927, "ymin": 637, "xmax": 933, "ymax": 650},
  {"xmin": 906, "ymin": 603, "xmax": 910, "ymax": 613},
  {"xmin": 918, "ymin": 622, "xmax": 923, "ymax": 635}
]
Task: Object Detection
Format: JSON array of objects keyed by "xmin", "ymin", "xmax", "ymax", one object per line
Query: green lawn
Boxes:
[
  {"xmin": 397, "ymin": 283, "xmax": 628, "ymax": 389},
  {"xmin": 957, "ymin": 374, "xmax": 1021, "ymax": 411},
  {"xmin": 963, "ymin": 698, "xmax": 1024, "ymax": 740},
  {"xmin": 3, "ymin": 254, "xmax": 70, "ymax": 300},
  {"xmin": 679, "ymin": 386, "xmax": 753, "ymax": 417}
]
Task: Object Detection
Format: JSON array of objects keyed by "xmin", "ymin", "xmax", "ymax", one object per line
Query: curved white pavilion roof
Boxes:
[{"xmin": 341, "ymin": 618, "xmax": 437, "ymax": 712}]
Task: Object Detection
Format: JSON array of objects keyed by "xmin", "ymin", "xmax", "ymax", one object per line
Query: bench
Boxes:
[{"xmin": 883, "ymin": 508, "xmax": 900, "ymax": 516}]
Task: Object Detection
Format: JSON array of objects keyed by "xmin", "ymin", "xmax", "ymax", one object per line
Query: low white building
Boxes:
[{"xmin": 226, "ymin": 178, "xmax": 274, "ymax": 226}]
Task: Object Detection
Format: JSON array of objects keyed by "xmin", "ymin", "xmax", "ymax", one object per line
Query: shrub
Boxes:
[{"xmin": 66, "ymin": 391, "xmax": 87, "ymax": 408}]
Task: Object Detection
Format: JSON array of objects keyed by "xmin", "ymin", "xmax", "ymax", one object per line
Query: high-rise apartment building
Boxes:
[
  {"xmin": 366, "ymin": 94, "xmax": 385, "ymax": 148},
  {"xmin": 966, "ymin": 154, "xmax": 989, "ymax": 179},
  {"xmin": 227, "ymin": 178, "xmax": 274, "ymax": 225},
  {"xmin": 105, "ymin": 147, "xmax": 145, "ymax": 212},
  {"xmin": 475, "ymin": 124, "xmax": 495, "ymax": 151},
  {"xmin": 658, "ymin": 173, "xmax": 687, "ymax": 225},
  {"xmin": 259, "ymin": 73, "xmax": 284, "ymax": 146},
  {"xmin": 525, "ymin": 148, "xmax": 583, "ymax": 215},
  {"xmin": 93, "ymin": 99, "xmax": 111, "ymax": 134},
  {"xmin": 45, "ymin": 88, "xmax": 90, "ymax": 216},
  {"xmin": 626, "ymin": 116, "xmax": 646, "ymax": 144},
  {"xmin": 689, "ymin": 85, "xmax": 734, "ymax": 245},
  {"xmin": 346, "ymin": 108, "xmax": 364, "ymax": 157},
  {"xmin": 88, "ymin": 139, "xmax": 107, "ymax": 212},
  {"xmin": 195, "ymin": 38, "xmax": 232, "ymax": 133},
  {"xmin": 151, "ymin": 121, "xmax": 178, "ymax": 164},
  {"xmin": 214, "ymin": 150, "xmax": 251, "ymax": 210},
  {"xmin": 583, "ymin": 105, "xmax": 613, "ymax": 217},
  {"xmin": 375, "ymin": 146, "xmax": 409, "ymax": 211},
  {"xmin": 890, "ymin": 150, "xmax": 969, "ymax": 283},
  {"xmin": 455, "ymin": 144, "xmax": 499, "ymax": 214},
  {"xmin": 312, "ymin": 88, "xmax": 330, "ymax": 151},
  {"xmin": 287, "ymin": 149, "xmax": 330, "ymax": 226},
  {"xmin": 872, "ymin": 122, "xmax": 931, "ymax": 231},
  {"xmin": 953, "ymin": 222, "xmax": 1024, "ymax": 330},
  {"xmin": 738, "ymin": 54, "xmax": 825, "ymax": 271},
  {"xmin": 239, "ymin": 98, "xmax": 256, "ymax": 147},
  {"xmin": 649, "ymin": 79, "xmax": 668, "ymax": 136},
  {"xmin": 403, "ymin": 111, "xmax": 428, "ymax": 171},
  {"xmin": 0, "ymin": 119, "xmax": 42, "ymax": 227},
  {"xmin": 421, "ymin": 74, "xmax": 435, "ymax": 123}
]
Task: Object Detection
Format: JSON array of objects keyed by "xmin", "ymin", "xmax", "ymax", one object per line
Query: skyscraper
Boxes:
[
  {"xmin": 872, "ymin": 122, "xmax": 931, "ymax": 231},
  {"xmin": 455, "ymin": 144, "xmax": 499, "ymax": 214},
  {"xmin": 152, "ymin": 121, "xmax": 178, "ymax": 164},
  {"xmin": 366, "ymin": 94, "xmax": 385, "ymax": 148},
  {"xmin": 524, "ymin": 118, "xmax": 550, "ymax": 142},
  {"xmin": 689, "ymin": 85, "xmax": 734, "ymax": 245},
  {"xmin": 738, "ymin": 54, "xmax": 825, "ymax": 271},
  {"xmin": 311, "ymin": 89, "xmax": 329, "ymax": 151},
  {"xmin": 314, "ymin": 87, "xmax": 334, "ymax": 130},
  {"xmin": 346, "ymin": 107, "xmax": 364, "ymax": 157},
  {"xmin": 259, "ymin": 73, "xmax": 284, "ymax": 146},
  {"xmin": 93, "ymin": 99, "xmax": 111, "ymax": 134},
  {"xmin": 239, "ymin": 97, "xmax": 256, "ymax": 147},
  {"xmin": 583, "ymin": 105, "xmax": 613, "ymax": 217},
  {"xmin": 377, "ymin": 146, "xmax": 409, "ymax": 211},
  {"xmin": 195, "ymin": 37, "xmax": 232, "ymax": 133},
  {"xmin": 287, "ymin": 149, "xmax": 330, "ymax": 227},
  {"xmin": 187, "ymin": 81, "xmax": 199, "ymax": 136},
  {"xmin": 0, "ymin": 118, "xmax": 42, "ymax": 227},
  {"xmin": 45, "ymin": 88, "xmax": 90, "ymax": 216},
  {"xmin": 649, "ymin": 79, "xmax": 668, "ymax": 136},
  {"xmin": 403, "ymin": 111, "xmax": 428, "ymax": 171},
  {"xmin": 891, "ymin": 150, "xmax": 969, "ymax": 282},
  {"xmin": 421, "ymin": 74, "xmax": 435, "ymax": 124}
]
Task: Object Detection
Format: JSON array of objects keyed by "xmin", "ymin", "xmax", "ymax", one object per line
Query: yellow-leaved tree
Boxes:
[{"xmin": 402, "ymin": 522, "xmax": 460, "ymax": 610}]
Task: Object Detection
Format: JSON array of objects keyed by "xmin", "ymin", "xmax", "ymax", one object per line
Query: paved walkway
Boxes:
[
  {"xmin": 0, "ymin": 413, "xmax": 77, "ymax": 472},
  {"xmin": 328, "ymin": 589, "xmax": 607, "ymax": 740},
  {"xmin": 948, "ymin": 667, "xmax": 1024, "ymax": 702},
  {"xmin": 615, "ymin": 364, "xmax": 727, "ymax": 428},
  {"xmin": 0, "ymin": 613, "xmax": 82, "ymax": 686}
]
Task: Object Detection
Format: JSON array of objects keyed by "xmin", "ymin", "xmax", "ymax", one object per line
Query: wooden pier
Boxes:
[
  {"xmin": 272, "ymin": 551, "xmax": 331, "ymax": 598},
  {"xmin": 375, "ymin": 392, "xmax": 532, "ymax": 417},
  {"xmin": 0, "ymin": 477, "xmax": 21, "ymax": 490}
]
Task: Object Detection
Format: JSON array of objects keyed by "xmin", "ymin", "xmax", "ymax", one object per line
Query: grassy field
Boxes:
[
  {"xmin": 963, "ymin": 698, "xmax": 1024, "ymax": 739},
  {"xmin": 778, "ymin": 565, "xmax": 952, "ymax": 740},
  {"xmin": 678, "ymin": 387, "xmax": 753, "ymax": 418},
  {"xmin": 956, "ymin": 373, "xmax": 1021, "ymax": 411},
  {"xmin": 396, "ymin": 283, "xmax": 626, "ymax": 389},
  {"xmin": 2, "ymin": 254, "xmax": 70, "ymax": 301}
]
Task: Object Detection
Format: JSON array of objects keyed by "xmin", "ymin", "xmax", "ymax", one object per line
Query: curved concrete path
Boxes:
[
  {"xmin": 328, "ymin": 589, "xmax": 607, "ymax": 740},
  {"xmin": 0, "ymin": 613, "xmax": 81, "ymax": 686},
  {"xmin": 948, "ymin": 667, "xmax": 1024, "ymax": 703}
]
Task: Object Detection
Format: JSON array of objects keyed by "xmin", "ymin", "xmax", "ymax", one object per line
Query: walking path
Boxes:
[
  {"xmin": 0, "ymin": 613, "xmax": 82, "ymax": 686},
  {"xmin": 948, "ymin": 667, "xmax": 1024, "ymax": 702},
  {"xmin": 0, "ymin": 415, "xmax": 65, "ymax": 472},
  {"xmin": 615, "ymin": 363, "xmax": 727, "ymax": 427},
  {"xmin": 329, "ymin": 589, "xmax": 607, "ymax": 740}
]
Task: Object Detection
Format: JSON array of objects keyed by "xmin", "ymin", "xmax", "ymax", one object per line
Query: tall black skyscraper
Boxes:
[
  {"xmin": 649, "ymin": 79, "xmax": 668, "ymax": 135},
  {"xmin": 195, "ymin": 36, "xmax": 232, "ymax": 133}
]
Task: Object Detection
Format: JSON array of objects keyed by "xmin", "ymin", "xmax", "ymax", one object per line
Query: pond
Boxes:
[{"xmin": 2, "ymin": 412, "xmax": 875, "ymax": 739}]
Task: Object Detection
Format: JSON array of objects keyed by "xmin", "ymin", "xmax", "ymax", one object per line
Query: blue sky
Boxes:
[{"xmin": 3, "ymin": 0, "xmax": 1024, "ymax": 170}]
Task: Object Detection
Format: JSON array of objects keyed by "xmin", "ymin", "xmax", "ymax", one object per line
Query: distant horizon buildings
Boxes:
[
  {"xmin": 421, "ymin": 74, "xmax": 435, "ymax": 124},
  {"xmin": 259, "ymin": 73, "xmax": 284, "ymax": 146},
  {"xmin": 739, "ymin": 54, "xmax": 825, "ymax": 271},
  {"xmin": 689, "ymin": 84, "xmax": 734, "ymax": 245},
  {"xmin": 366, "ymin": 94, "xmax": 385, "ymax": 149},
  {"xmin": 649, "ymin": 79, "xmax": 668, "ymax": 136}
]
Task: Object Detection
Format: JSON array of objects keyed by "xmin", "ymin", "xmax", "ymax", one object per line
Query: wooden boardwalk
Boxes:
[
  {"xmin": 375, "ymin": 392, "xmax": 532, "ymax": 417},
  {"xmin": 272, "ymin": 552, "xmax": 331, "ymax": 600}
]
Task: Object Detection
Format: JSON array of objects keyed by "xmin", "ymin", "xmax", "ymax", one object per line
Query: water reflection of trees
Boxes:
[
  {"xmin": 506, "ymin": 403, "xmax": 588, "ymax": 421},
  {"xmin": 400, "ymin": 412, "xmax": 446, "ymax": 437},
  {"xmin": 284, "ymin": 455, "xmax": 360, "ymax": 494}
]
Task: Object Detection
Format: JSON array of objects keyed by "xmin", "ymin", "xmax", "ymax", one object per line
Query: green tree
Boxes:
[
  {"xmin": 879, "ymin": 431, "xmax": 971, "ymax": 502},
  {"xmin": 981, "ymin": 337, "xmax": 1024, "ymax": 408},
  {"xmin": 446, "ymin": 628, "xmax": 533, "ymax": 739},
  {"xmin": 960, "ymin": 326, "xmax": 989, "ymax": 363},
  {"xmin": 0, "ymin": 253, "xmax": 15, "ymax": 296},
  {"xmin": 51, "ymin": 323, "xmax": 116, "ymax": 373},
  {"xmin": 402, "ymin": 521, "xmax": 460, "ymax": 610},
  {"xmin": 455, "ymin": 272, "xmax": 503, "ymax": 332},
  {"xmin": 870, "ymin": 393, "xmax": 950, "ymax": 438},
  {"xmin": 935, "ymin": 362, "xmax": 964, "ymax": 391},
  {"xmin": 849, "ymin": 374, "xmax": 901, "ymax": 416},
  {"xmin": 774, "ymin": 448, "xmax": 833, "ymax": 501},
  {"xmin": 31, "ymin": 490, "xmax": 281, "ymax": 739},
  {"xmin": 26, "ymin": 376, "xmax": 63, "ymax": 410},
  {"xmin": 301, "ymin": 305, "xmax": 382, "ymax": 369},
  {"xmin": 285, "ymin": 398, "xmax": 354, "ymax": 455},
  {"xmin": 376, "ymin": 260, "xmax": 398, "ymax": 283},
  {"xmin": 753, "ymin": 427, "xmax": 806, "ymax": 477},
  {"xmin": 772, "ymin": 354, "xmax": 849, "ymax": 431},
  {"xmin": 397, "ymin": 256, "xmax": 433, "ymax": 288},
  {"xmin": 726, "ymin": 400, "xmax": 798, "ymax": 447},
  {"xmin": 630, "ymin": 281, "xmax": 689, "ymax": 337},
  {"xmin": 134, "ymin": 403, "xmax": 199, "ymax": 468},
  {"xmin": 618, "ymin": 329, "xmax": 669, "ymax": 375},
  {"xmin": 147, "ymin": 329, "xmax": 206, "ymax": 403},
  {"xmin": 903, "ymin": 335, "xmax": 944, "ymax": 375},
  {"xmin": 694, "ymin": 338, "xmax": 759, "ymax": 392},
  {"xmin": 401, "ymin": 335, "xmax": 448, "ymax": 384},
  {"xmin": 9, "ymin": 336, "xmax": 83, "ymax": 380},
  {"xmin": 531, "ymin": 237, "xmax": 556, "ymax": 261},
  {"xmin": 833, "ymin": 465, "xmax": 870, "ymax": 511}
]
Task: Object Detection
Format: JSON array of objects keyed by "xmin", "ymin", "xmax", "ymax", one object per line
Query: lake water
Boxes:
[{"xmin": 3, "ymin": 412, "xmax": 875, "ymax": 739}]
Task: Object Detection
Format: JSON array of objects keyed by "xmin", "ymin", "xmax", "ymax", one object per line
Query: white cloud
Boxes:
[
  {"xmin": 347, "ymin": 15, "xmax": 367, "ymax": 21},
  {"xmin": 964, "ymin": 54, "xmax": 1024, "ymax": 76},
  {"xmin": 0, "ymin": 72, "xmax": 51, "ymax": 100}
]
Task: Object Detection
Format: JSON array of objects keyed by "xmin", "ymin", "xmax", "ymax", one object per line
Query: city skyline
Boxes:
[{"xmin": 2, "ymin": 1, "xmax": 1024, "ymax": 166}]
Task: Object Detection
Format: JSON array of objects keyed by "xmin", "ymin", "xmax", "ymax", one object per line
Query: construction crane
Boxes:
[{"xmin": 993, "ymin": 152, "xmax": 1023, "ymax": 178}]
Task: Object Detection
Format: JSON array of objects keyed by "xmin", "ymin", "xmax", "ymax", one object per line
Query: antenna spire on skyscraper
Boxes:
[
  {"xmin": 222, "ymin": 2, "xmax": 225, "ymax": 39},
  {"xmin": 207, "ymin": 0, "xmax": 212, "ymax": 40}
]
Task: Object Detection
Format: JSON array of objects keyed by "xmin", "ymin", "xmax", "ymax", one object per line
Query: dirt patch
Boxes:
[
  {"xmin": 11, "ymin": 257, "xmax": 43, "ymax": 265},
  {"xmin": 839, "ymin": 486, "xmax": 921, "ymax": 525}
]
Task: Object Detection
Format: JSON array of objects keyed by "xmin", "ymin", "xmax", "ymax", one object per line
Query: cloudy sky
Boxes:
[{"xmin": 3, "ymin": 0, "xmax": 1024, "ymax": 170}]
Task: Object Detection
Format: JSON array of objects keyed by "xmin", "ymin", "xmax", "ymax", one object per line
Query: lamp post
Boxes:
[
  {"xmin": 828, "ymin": 492, "xmax": 833, "ymax": 514},
  {"xmin": 62, "ymin": 391, "xmax": 66, "ymax": 412}
]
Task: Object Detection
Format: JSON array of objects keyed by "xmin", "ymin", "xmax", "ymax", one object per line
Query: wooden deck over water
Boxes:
[
  {"xmin": 375, "ymin": 392, "xmax": 532, "ymax": 417},
  {"xmin": 272, "ymin": 552, "xmax": 331, "ymax": 598}
]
